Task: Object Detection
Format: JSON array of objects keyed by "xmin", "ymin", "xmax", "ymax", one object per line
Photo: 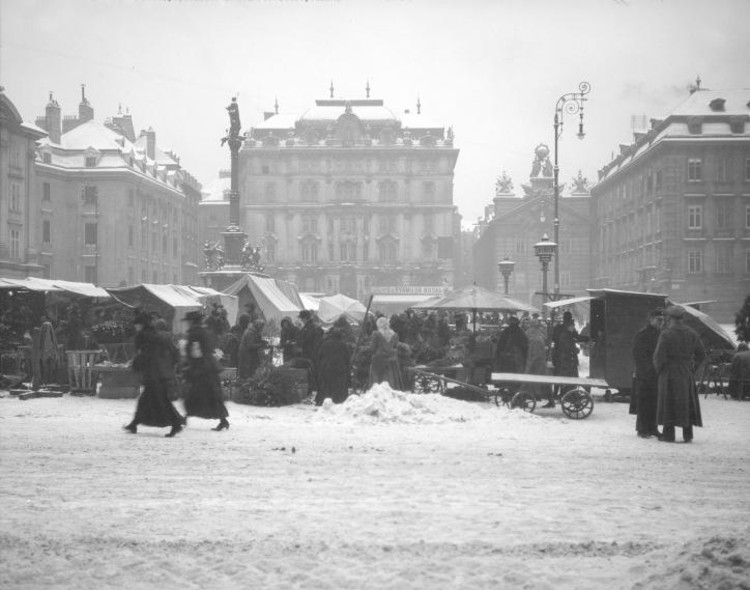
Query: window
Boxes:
[
  {"xmin": 716, "ymin": 201, "xmax": 731, "ymax": 230},
  {"xmin": 10, "ymin": 184, "xmax": 20, "ymax": 212},
  {"xmin": 82, "ymin": 185, "xmax": 98, "ymax": 206},
  {"xmin": 152, "ymin": 271, "xmax": 158, "ymax": 284},
  {"xmin": 43, "ymin": 220, "xmax": 51, "ymax": 243},
  {"xmin": 379, "ymin": 215, "xmax": 397, "ymax": 233},
  {"xmin": 341, "ymin": 217, "xmax": 356, "ymax": 233},
  {"xmin": 687, "ymin": 205, "xmax": 703, "ymax": 229},
  {"xmin": 261, "ymin": 165, "xmax": 270, "ymax": 175},
  {"xmin": 688, "ymin": 250, "xmax": 703, "ymax": 274},
  {"xmin": 746, "ymin": 205, "xmax": 750, "ymax": 229},
  {"xmin": 422, "ymin": 182, "xmax": 436, "ymax": 202},
  {"xmin": 716, "ymin": 158, "xmax": 729, "ymax": 183},
  {"xmin": 301, "ymin": 242, "xmax": 318, "ymax": 263},
  {"xmin": 655, "ymin": 170, "xmax": 663, "ymax": 190},
  {"xmin": 128, "ymin": 226, "xmax": 134, "ymax": 248},
  {"xmin": 264, "ymin": 183, "xmax": 276, "ymax": 202},
  {"xmin": 688, "ymin": 158, "xmax": 702, "ymax": 182},
  {"xmin": 128, "ymin": 267, "xmax": 134, "ymax": 285},
  {"xmin": 84, "ymin": 223, "xmax": 98, "ymax": 246},
  {"xmin": 302, "ymin": 216, "xmax": 318, "ymax": 233},
  {"xmin": 300, "ymin": 181, "xmax": 319, "ymax": 202},
  {"xmin": 378, "ymin": 240, "xmax": 397, "ymax": 262},
  {"xmin": 84, "ymin": 266, "xmax": 97, "ymax": 284},
  {"xmin": 173, "ymin": 237, "xmax": 178, "ymax": 258},
  {"xmin": 746, "ymin": 158, "xmax": 750, "ymax": 181},
  {"xmin": 424, "ymin": 214, "xmax": 435, "ymax": 234},
  {"xmin": 9, "ymin": 228, "xmax": 20, "ymax": 259},
  {"xmin": 141, "ymin": 269, "xmax": 147, "ymax": 283},
  {"xmin": 515, "ymin": 238, "xmax": 527, "ymax": 255},
  {"xmin": 43, "ymin": 183, "xmax": 51, "ymax": 202},
  {"xmin": 716, "ymin": 244, "xmax": 732, "ymax": 274},
  {"xmin": 85, "ymin": 156, "xmax": 97, "ymax": 168},
  {"xmin": 266, "ymin": 214, "xmax": 275, "ymax": 233},
  {"xmin": 378, "ymin": 181, "xmax": 397, "ymax": 202},
  {"xmin": 363, "ymin": 243, "xmax": 369, "ymax": 261},
  {"xmin": 42, "ymin": 153, "xmax": 51, "ymax": 164}
]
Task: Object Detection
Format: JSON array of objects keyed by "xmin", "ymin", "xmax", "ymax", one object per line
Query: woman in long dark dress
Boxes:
[
  {"xmin": 279, "ymin": 317, "xmax": 299, "ymax": 365},
  {"xmin": 124, "ymin": 311, "xmax": 184, "ymax": 437},
  {"xmin": 316, "ymin": 328, "xmax": 351, "ymax": 405},
  {"xmin": 182, "ymin": 311, "xmax": 230, "ymax": 431}
]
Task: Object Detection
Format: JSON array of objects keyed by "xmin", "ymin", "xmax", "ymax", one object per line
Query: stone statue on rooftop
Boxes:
[
  {"xmin": 495, "ymin": 171, "xmax": 514, "ymax": 195},
  {"xmin": 571, "ymin": 170, "xmax": 590, "ymax": 194},
  {"xmin": 227, "ymin": 97, "xmax": 241, "ymax": 137}
]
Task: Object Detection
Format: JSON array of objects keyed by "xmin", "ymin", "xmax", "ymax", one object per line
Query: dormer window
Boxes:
[
  {"xmin": 42, "ymin": 152, "xmax": 52, "ymax": 164},
  {"xmin": 687, "ymin": 116, "xmax": 702, "ymax": 135},
  {"xmin": 84, "ymin": 146, "xmax": 100, "ymax": 168},
  {"xmin": 709, "ymin": 98, "xmax": 725, "ymax": 112}
]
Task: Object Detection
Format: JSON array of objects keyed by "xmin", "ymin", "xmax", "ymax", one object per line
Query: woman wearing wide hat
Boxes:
[
  {"xmin": 124, "ymin": 310, "xmax": 184, "ymax": 437},
  {"xmin": 182, "ymin": 310, "xmax": 230, "ymax": 431}
]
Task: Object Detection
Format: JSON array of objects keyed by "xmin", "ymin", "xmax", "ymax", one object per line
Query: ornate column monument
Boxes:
[{"xmin": 200, "ymin": 98, "xmax": 264, "ymax": 290}]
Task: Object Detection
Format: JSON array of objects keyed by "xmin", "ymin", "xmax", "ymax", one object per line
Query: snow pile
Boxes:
[
  {"xmin": 313, "ymin": 382, "xmax": 540, "ymax": 425},
  {"xmin": 632, "ymin": 534, "xmax": 750, "ymax": 590}
]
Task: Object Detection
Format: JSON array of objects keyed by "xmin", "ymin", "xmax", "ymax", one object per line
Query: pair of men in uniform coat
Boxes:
[{"xmin": 632, "ymin": 305, "xmax": 706, "ymax": 443}]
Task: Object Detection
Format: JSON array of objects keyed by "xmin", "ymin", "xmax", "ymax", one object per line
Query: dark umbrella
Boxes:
[{"xmin": 671, "ymin": 303, "xmax": 736, "ymax": 351}]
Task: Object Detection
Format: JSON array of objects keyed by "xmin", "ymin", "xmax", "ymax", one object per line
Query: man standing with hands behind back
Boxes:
[
  {"xmin": 653, "ymin": 305, "xmax": 706, "ymax": 443},
  {"xmin": 630, "ymin": 308, "xmax": 664, "ymax": 439}
]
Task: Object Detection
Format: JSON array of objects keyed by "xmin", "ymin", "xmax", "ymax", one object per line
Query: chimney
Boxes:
[
  {"xmin": 144, "ymin": 127, "xmax": 156, "ymax": 159},
  {"xmin": 78, "ymin": 84, "xmax": 94, "ymax": 123},
  {"xmin": 45, "ymin": 91, "xmax": 61, "ymax": 144}
]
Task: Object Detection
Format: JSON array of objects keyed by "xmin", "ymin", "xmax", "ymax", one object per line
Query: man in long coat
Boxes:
[
  {"xmin": 238, "ymin": 318, "xmax": 267, "ymax": 380},
  {"xmin": 653, "ymin": 305, "xmax": 706, "ymax": 443},
  {"xmin": 629, "ymin": 308, "xmax": 664, "ymax": 438}
]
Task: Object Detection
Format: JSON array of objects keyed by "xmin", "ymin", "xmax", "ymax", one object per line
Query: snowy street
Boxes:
[{"xmin": 1, "ymin": 387, "xmax": 749, "ymax": 589}]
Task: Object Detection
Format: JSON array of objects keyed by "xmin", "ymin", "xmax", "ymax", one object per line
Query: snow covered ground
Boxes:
[{"xmin": 1, "ymin": 385, "xmax": 749, "ymax": 590}]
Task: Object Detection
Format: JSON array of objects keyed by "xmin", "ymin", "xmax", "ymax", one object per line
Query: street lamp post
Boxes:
[
  {"xmin": 497, "ymin": 256, "xmax": 515, "ymax": 295},
  {"xmin": 552, "ymin": 81, "xmax": 591, "ymax": 300},
  {"xmin": 534, "ymin": 234, "xmax": 557, "ymax": 316}
]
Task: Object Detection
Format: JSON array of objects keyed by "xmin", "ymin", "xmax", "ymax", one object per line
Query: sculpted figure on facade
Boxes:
[
  {"xmin": 571, "ymin": 170, "xmax": 590, "ymax": 194},
  {"xmin": 495, "ymin": 171, "xmax": 514, "ymax": 196},
  {"xmin": 531, "ymin": 144, "xmax": 552, "ymax": 178}
]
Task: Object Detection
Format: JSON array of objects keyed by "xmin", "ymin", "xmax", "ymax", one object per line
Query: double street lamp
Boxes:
[
  {"xmin": 552, "ymin": 81, "xmax": 591, "ymax": 300},
  {"xmin": 534, "ymin": 234, "xmax": 557, "ymax": 315},
  {"xmin": 497, "ymin": 256, "xmax": 515, "ymax": 295}
]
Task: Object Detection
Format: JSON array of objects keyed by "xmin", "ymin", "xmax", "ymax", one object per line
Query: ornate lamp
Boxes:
[
  {"xmin": 497, "ymin": 256, "xmax": 515, "ymax": 295},
  {"xmin": 534, "ymin": 234, "xmax": 557, "ymax": 312}
]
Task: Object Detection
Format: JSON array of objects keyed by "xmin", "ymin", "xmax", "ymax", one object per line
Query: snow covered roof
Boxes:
[
  {"xmin": 669, "ymin": 88, "xmax": 750, "ymax": 117},
  {"xmin": 597, "ymin": 88, "xmax": 750, "ymax": 184},
  {"xmin": 201, "ymin": 174, "xmax": 231, "ymax": 202},
  {"xmin": 299, "ymin": 99, "xmax": 398, "ymax": 123}
]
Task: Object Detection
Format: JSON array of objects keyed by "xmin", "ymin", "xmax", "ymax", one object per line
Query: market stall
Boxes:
[
  {"xmin": 223, "ymin": 274, "xmax": 301, "ymax": 328},
  {"xmin": 106, "ymin": 284, "xmax": 237, "ymax": 334}
]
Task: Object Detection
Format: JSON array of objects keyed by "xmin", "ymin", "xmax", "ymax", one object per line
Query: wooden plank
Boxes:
[
  {"xmin": 490, "ymin": 373, "xmax": 609, "ymax": 388},
  {"xmin": 409, "ymin": 368, "xmax": 491, "ymax": 397}
]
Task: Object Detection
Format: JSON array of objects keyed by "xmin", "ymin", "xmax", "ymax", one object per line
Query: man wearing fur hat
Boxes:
[{"xmin": 653, "ymin": 305, "xmax": 706, "ymax": 443}]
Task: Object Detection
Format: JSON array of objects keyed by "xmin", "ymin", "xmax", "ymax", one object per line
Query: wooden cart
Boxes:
[
  {"xmin": 546, "ymin": 289, "xmax": 668, "ymax": 400},
  {"xmin": 490, "ymin": 372, "xmax": 609, "ymax": 419}
]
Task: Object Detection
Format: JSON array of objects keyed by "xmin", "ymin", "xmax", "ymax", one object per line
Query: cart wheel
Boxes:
[
  {"xmin": 561, "ymin": 388, "xmax": 594, "ymax": 420},
  {"xmin": 511, "ymin": 390, "xmax": 536, "ymax": 413}
]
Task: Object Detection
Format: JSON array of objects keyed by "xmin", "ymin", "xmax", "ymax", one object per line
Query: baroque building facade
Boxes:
[
  {"xmin": 590, "ymin": 87, "xmax": 750, "ymax": 322},
  {"xmin": 31, "ymin": 88, "xmax": 202, "ymax": 286},
  {"xmin": 200, "ymin": 88, "xmax": 460, "ymax": 300},
  {"xmin": 473, "ymin": 144, "xmax": 591, "ymax": 306},
  {"xmin": 0, "ymin": 88, "xmax": 47, "ymax": 278}
]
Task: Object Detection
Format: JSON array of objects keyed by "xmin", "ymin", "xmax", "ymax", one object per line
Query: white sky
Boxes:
[{"xmin": 2, "ymin": 0, "xmax": 749, "ymax": 228}]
